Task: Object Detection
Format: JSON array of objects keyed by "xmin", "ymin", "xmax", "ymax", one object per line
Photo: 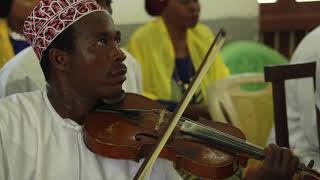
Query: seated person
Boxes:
[
  {"xmin": 269, "ymin": 25, "xmax": 320, "ymax": 171},
  {"xmin": 0, "ymin": 0, "xmax": 180, "ymax": 179},
  {"xmin": 0, "ymin": 0, "xmax": 37, "ymax": 67},
  {"xmin": 0, "ymin": 0, "xmax": 143, "ymax": 97},
  {"xmin": 0, "ymin": 0, "xmax": 303, "ymax": 180},
  {"xmin": 127, "ymin": 0, "xmax": 229, "ymax": 120}
]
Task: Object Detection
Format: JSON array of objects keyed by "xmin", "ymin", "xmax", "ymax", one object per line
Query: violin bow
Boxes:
[{"xmin": 133, "ymin": 29, "xmax": 227, "ymax": 180}]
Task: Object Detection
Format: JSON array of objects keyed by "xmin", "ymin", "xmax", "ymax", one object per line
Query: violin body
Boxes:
[{"xmin": 83, "ymin": 93, "xmax": 247, "ymax": 179}]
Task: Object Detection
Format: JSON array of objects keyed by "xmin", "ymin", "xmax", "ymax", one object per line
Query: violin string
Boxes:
[
  {"xmin": 161, "ymin": 110, "xmax": 247, "ymax": 142},
  {"xmin": 153, "ymin": 110, "xmax": 319, "ymax": 175},
  {"xmin": 154, "ymin": 109, "xmax": 263, "ymax": 155},
  {"xmin": 184, "ymin": 121, "xmax": 265, "ymax": 159},
  {"xmin": 194, "ymin": 123, "xmax": 264, "ymax": 156},
  {"xmin": 158, "ymin": 110, "xmax": 265, "ymax": 158}
]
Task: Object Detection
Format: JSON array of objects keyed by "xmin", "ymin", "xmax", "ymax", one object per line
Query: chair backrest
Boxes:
[
  {"xmin": 208, "ymin": 73, "xmax": 274, "ymax": 147},
  {"xmin": 264, "ymin": 61, "xmax": 319, "ymax": 148}
]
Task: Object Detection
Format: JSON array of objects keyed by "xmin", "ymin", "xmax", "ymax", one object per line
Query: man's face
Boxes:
[
  {"xmin": 65, "ymin": 11, "xmax": 126, "ymax": 101},
  {"xmin": 164, "ymin": 0, "xmax": 200, "ymax": 28}
]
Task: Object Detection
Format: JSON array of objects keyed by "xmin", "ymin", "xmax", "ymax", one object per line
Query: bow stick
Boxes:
[{"xmin": 133, "ymin": 29, "xmax": 227, "ymax": 180}]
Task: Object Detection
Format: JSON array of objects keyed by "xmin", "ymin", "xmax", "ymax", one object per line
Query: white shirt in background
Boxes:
[
  {"xmin": 0, "ymin": 47, "xmax": 143, "ymax": 98},
  {"xmin": 0, "ymin": 91, "xmax": 182, "ymax": 180},
  {"xmin": 269, "ymin": 26, "xmax": 320, "ymax": 170}
]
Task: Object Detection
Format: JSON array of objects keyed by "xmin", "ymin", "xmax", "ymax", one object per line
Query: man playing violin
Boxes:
[
  {"xmin": 0, "ymin": 0, "xmax": 181, "ymax": 179},
  {"xmin": 0, "ymin": 0, "xmax": 303, "ymax": 179}
]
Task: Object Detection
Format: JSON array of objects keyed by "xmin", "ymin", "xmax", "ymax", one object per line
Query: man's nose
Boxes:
[{"xmin": 114, "ymin": 46, "xmax": 126, "ymax": 62}]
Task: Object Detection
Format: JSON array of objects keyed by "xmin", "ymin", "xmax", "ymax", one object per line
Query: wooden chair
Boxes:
[{"xmin": 264, "ymin": 61, "xmax": 319, "ymax": 148}]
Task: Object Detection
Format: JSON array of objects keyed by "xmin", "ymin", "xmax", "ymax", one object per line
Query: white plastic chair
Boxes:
[{"xmin": 207, "ymin": 73, "xmax": 273, "ymax": 147}]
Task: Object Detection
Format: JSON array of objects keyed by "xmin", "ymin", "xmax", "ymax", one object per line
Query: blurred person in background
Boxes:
[
  {"xmin": 0, "ymin": 0, "xmax": 38, "ymax": 67},
  {"xmin": 127, "ymin": 0, "xmax": 230, "ymax": 121},
  {"xmin": 268, "ymin": 25, "xmax": 320, "ymax": 171}
]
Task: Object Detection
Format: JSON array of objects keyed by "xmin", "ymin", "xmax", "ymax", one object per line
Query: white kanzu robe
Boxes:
[{"xmin": 0, "ymin": 91, "xmax": 182, "ymax": 180}]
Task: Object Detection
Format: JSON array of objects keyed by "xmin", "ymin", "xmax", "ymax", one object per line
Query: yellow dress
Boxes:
[
  {"xmin": 127, "ymin": 17, "xmax": 229, "ymax": 103},
  {"xmin": 0, "ymin": 18, "xmax": 14, "ymax": 68}
]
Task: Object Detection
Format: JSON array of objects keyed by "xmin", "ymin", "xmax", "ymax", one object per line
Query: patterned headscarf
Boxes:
[
  {"xmin": 23, "ymin": 0, "xmax": 106, "ymax": 60},
  {"xmin": 145, "ymin": 0, "xmax": 168, "ymax": 16}
]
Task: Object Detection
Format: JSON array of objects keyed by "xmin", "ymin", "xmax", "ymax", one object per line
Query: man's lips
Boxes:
[
  {"xmin": 104, "ymin": 64, "xmax": 127, "ymax": 85},
  {"xmin": 111, "ymin": 64, "xmax": 127, "ymax": 76},
  {"xmin": 107, "ymin": 75, "xmax": 127, "ymax": 85}
]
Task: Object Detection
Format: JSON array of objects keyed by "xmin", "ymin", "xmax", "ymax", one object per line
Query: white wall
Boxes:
[
  {"xmin": 112, "ymin": 0, "xmax": 259, "ymax": 25},
  {"xmin": 112, "ymin": 1, "xmax": 150, "ymax": 25},
  {"xmin": 201, "ymin": 0, "xmax": 259, "ymax": 20}
]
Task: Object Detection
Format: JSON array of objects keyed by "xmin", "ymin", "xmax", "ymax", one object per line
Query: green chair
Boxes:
[{"xmin": 222, "ymin": 41, "xmax": 288, "ymax": 91}]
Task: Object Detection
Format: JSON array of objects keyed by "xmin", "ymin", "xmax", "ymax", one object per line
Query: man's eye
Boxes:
[
  {"xmin": 97, "ymin": 39, "xmax": 107, "ymax": 46},
  {"xmin": 115, "ymin": 31, "xmax": 121, "ymax": 45},
  {"xmin": 116, "ymin": 38, "xmax": 121, "ymax": 46}
]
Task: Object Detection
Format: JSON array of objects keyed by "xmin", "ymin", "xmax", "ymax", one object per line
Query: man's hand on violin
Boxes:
[{"xmin": 245, "ymin": 144, "xmax": 300, "ymax": 180}]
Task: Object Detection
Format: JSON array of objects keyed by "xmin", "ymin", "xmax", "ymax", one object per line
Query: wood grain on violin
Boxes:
[
  {"xmin": 84, "ymin": 93, "xmax": 320, "ymax": 180},
  {"xmin": 84, "ymin": 93, "xmax": 244, "ymax": 179}
]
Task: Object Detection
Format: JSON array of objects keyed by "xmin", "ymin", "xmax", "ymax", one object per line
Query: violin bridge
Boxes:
[{"xmin": 155, "ymin": 110, "xmax": 166, "ymax": 132}]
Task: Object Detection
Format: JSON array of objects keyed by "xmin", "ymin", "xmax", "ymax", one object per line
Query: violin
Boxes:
[
  {"xmin": 83, "ymin": 93, "xmax": 320, "ymax": 179},
  {"xmin": 84, "ymin": 93, "xmax": 247, "ymax": 179},
  {"xmin": 83, "ymin": 93, "xmax": 320, "ymax": 180}
]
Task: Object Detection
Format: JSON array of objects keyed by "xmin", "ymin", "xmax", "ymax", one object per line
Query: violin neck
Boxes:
[
  {"xmin": 179, "ymin": 120, "xmax": 320, "ymax": 178},
  {"xmin": 180, "ymin": 120, "xmax": 265, "ymax": 160}
]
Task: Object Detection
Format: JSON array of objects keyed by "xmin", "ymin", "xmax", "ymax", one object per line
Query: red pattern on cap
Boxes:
[{"xmin": 23, "ymin": 0, "xmax": 105, "ymax": 60}]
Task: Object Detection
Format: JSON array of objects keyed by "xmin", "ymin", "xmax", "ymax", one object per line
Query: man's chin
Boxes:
[{"xmin": 101, "ymin": 89, "xmax": 125, "ymax": 105}]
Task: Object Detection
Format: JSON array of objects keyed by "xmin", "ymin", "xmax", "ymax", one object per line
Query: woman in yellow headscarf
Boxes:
[
  {"xmin": 0, "ymin": 0, "xmax": 38, "ymax": 68},
  {"xmin": 127, "ymin": 0, "xmax": 229, "ymax": 120}
]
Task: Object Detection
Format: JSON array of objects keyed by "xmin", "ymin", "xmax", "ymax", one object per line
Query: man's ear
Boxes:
[{"xmin": 48, "ymin": 48, "xmax": 71, "ymax": 71}]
